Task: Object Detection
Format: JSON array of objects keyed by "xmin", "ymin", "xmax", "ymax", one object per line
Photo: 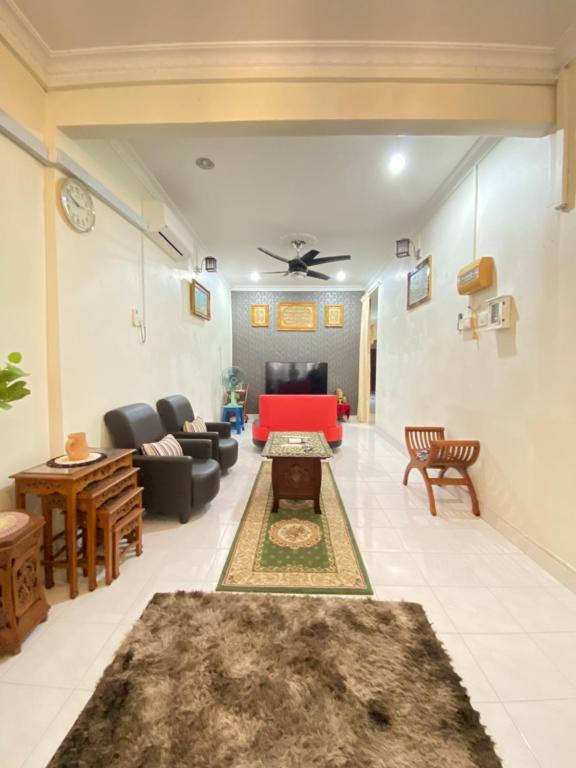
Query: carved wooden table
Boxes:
[
  {"xmin": 262, "ymin": 431, "xmax": 333, "ymax": 515},
  {"xmin": 11, "ymin": 449, "xmax": 134, "ymax": 599},
  {"xmin": 0, "ymin": 511, "xmax": 49, "ymax": 654}
]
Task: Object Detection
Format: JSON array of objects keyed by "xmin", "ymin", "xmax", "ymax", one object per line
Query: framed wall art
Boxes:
[
  {"xmin": 276, "ymin": 302, "xmax": 317, "ymax": 332},
  {"xmin": 324, "ymin": 304, "xmax": 344, "ymax": 327},
  {"xmin": 407, "ymin": 256, "xmax": 432, "ymax": 310},
  {"xmin": 251, "ymin": 304, "xmax": 269, "ymax": 327},
  {"xmin": 190, "ymin": 279, "xmax": 211, "ymax": 320}
]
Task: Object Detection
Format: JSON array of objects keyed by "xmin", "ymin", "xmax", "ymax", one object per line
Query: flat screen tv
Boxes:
[{"xmin": 265, "ymin": 362, "xmax": 328, "ymax": 396}]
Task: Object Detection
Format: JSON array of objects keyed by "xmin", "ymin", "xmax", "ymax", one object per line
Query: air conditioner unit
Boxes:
[{"xmin": 142, "ymin": 200, "xmax": 194, "ymax": 262}]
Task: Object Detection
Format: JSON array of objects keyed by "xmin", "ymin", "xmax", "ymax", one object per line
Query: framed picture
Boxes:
[
  {"xmin": 324, "ymin": 304, "xmax": 344, "ymax": 327},
  {"xmin": 251, "ymin": 304, "xmax": 269, "ymax": 327},
  {"xmin": 276, "ymin": 302, "xmax": 317, "ymax": 332},
  {"xmin": 407, "ymin": 256, "xmax": 432, "ymax": 309},
  {"xmin": 190, "ymin": 279, "xmax": 211, "ymax": 320}
]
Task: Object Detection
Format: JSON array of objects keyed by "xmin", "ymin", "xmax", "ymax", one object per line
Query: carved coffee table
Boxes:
[{"xmin": 262, "ymin": 431, "xmax": 333, "ymax": 515}]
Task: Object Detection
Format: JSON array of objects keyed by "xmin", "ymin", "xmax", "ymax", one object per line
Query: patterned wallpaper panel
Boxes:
[{"xmin": 232, "ymin": 290, "xmax": 362, "ymax": 413}]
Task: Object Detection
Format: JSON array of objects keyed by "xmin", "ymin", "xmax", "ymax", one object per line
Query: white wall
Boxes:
[
  {"xmin": 0, "ymin": 129, "xmax": 232, "ymax": 508},
  {"xmin": 376, "ymin": 136, "xmax": 576, "ymax": 576},
  {"xmin": 0, "ymin": 134, "xmax": 50, "ymax": 506},
  {"xmin": 55, "ymin": 162, "xmax": 232, "ymax": 446}
]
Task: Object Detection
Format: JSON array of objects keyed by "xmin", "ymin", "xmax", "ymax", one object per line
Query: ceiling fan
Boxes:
[{"xmin": 257, "ymin": 240, "xmax": 351, "ymax": 280}]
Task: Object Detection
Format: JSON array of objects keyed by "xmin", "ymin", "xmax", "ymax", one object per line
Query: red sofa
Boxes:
[{"xmin": 252, "ymin": 395, "xmax": 342, "ymax": 448}]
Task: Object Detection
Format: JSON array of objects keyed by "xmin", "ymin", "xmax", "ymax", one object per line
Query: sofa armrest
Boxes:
[
  {"xmin": 172, "ymin": 432, "xmax": 218, "ymax": 459},
  {"xmin": 176, "ymin": 438, "xmax": 213, "ymax": 460},
  {"xmin": 205, "ymin": 421, "xmax": 232, "ymax": 439},
  {"xmin": 132, "ymin": 454, "xmax": 192, "ymax": 523}
]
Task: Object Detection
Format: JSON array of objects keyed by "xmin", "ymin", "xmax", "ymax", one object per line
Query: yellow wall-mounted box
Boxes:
[{"xmin": 457, "ymin": 257, "xmax": 494, "ymax": 295}]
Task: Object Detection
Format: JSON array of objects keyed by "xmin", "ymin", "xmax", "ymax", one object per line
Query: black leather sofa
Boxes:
[
  {"xmin": 104, "ymin": 403, "xmax": 221, "ymax": 523},
  {"xmin": 156, "ymin": 395, "xmax": 239, "ymax": 472}
]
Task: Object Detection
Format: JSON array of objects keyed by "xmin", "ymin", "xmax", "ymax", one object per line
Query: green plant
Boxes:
[{"xmin": 0, "ymin": 352, "xmax": 31, "ymax": 410}]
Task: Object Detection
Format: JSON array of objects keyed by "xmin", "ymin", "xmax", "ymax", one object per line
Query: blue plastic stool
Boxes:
[{"xmin": 222, "ymin": 405, "xmax": 244, "ymax": 435}]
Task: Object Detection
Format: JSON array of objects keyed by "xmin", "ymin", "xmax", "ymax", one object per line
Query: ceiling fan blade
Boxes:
[
  {"xmin": 307, "ymin": 255, "xmax": 351, "ymax": 265},
  {"xmin": 257, "ymin": 247, "xmax": 291, "ymax": 264},
  {"xmin": 306, "ymin": 269, "xmax": 331, "ymax": 281},
  {"xmin": 300, "ymin": 249, "xmax": 320, "ymax": 265},
  {"xmin": 259, "ymin": 270, "xmax": 289, "ymax": 274}
]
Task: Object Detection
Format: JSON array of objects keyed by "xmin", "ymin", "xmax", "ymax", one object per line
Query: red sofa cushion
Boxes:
[{"xmin": 252, "ymin": 395, "xmax": 342, "ymax": 446}]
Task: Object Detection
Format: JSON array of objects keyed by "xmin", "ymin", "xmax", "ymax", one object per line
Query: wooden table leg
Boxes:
[
  {"xmin": 40, "ymin": 497, "xmax": 55, "ymax": 589},
  {"xmin": 271, "ymin": 459, "xmax": 280, "ymax": 513},
  {"xmin": 65, "ymin": 489, "xmax": 78, "ymax": 599},
  {"xmin": 14, "ymin": 482, "xmax": 26, "ymax": 510},
  {"xmin": 312, "ymin": 458, "xmax": 322, "ymax": 515},
  {"xmin": 86, "ymin": 503, "xmax": 97, "ymax": 591}
]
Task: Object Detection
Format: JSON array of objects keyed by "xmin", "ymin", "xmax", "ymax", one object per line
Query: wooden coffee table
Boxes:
[{"xmin": 262, "ymin": 431, "xmax": 333, "ymax": 515}]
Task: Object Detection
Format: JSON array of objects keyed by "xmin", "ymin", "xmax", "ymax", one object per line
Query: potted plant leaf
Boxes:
[{"xmin": 0, "ymin": 352, "xmax": 31, "ymax": 410}]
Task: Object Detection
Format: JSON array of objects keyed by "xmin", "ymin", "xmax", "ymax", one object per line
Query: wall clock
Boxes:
[{"xmin": 59, "ymin": 178, "xmax": 95, "ymax": 233}]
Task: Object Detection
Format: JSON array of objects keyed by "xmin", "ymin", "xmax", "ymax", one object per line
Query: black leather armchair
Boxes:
[
  {"xmin": 156, "ymin": 395, "xmax": 239, "ymax": 472},
  {"xmin": 104, "ymin": 403, "xmax": 221, "ymax": 523}
]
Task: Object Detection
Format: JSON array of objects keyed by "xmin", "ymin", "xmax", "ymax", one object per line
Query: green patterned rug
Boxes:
[{"xmin": 217, "ymin": 462, "xmax": 372, "ymax": 595}]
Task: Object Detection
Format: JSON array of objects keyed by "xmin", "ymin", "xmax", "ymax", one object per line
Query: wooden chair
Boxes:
[{"xmin": 403, "ymin": 427, "xmax": 481, "ymax": 516}]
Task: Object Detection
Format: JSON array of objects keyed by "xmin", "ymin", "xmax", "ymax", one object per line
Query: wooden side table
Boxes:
[
  {"xmin": 262, "ymin": 431, "xmax": 333, "ymax": 515},
  {"xmin": 0, "ymin": 512, "xmax": 49, "ymax": 655},
  {"xmin": 12, "ymin": 449, "xmax": 134, "ymax": 598}
]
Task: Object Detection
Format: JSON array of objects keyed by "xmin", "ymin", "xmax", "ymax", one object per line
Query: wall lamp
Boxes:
[
  {"xmin": 194, "ymin": 257, "xmax": 218, "ymax": 273},
  {"xmin": 395, "ymin": 238, "xmax": 421, "ymax": 260}
]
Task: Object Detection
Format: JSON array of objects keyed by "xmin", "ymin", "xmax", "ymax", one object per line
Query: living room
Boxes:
[{"xmin": 1, "ymin": 2, "xmax": 576, "ymax": 767}]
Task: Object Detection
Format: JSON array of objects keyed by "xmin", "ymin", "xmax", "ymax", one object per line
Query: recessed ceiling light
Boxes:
[
  {"xmin": 388, "ymin": 152, "xmax": 406, "ymax": 175},
  {"xmin": 336, "ymin": 270, "xmax": 346, "ymax": 282},
  {"xmin": 250, "ymin": 271, "xmax": 260, "ymax": 282},
  {"xmin": 196, "ymin": 157, "xmax": 215, "ymax": 170}
]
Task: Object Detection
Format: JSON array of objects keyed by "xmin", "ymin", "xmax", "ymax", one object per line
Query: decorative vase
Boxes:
[{"xmin": 65, "ymin": 432, "xmax": 89, "ymax": 461}]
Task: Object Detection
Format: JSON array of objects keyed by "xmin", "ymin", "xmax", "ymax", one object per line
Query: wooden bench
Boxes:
[{"xmin": 403, "ymin": 426, "xmax": 480, "ymax": 516}]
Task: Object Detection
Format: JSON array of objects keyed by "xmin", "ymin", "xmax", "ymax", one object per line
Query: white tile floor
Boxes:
[{"xmin": 1, "ymin": 423, "xmax": 575, "ymax": 767}]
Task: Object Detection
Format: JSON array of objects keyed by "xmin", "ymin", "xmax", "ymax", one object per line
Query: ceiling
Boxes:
[
  {"xmin": 10, "ymin": 0, "xmax": 576, "ymax": 50},
  {"xmin": 125, "ymin": 133, "xmax": 480, "ymax": 288}
]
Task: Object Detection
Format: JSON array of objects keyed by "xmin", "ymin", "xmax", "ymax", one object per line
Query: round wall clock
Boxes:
[{"xmin": 59, "ymin": 178, "xmax": 95, "ymax": 233}]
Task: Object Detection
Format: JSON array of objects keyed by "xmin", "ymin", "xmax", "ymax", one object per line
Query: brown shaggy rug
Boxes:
[{"xmin": 49, "ymin": 592, "xmax": 502, "ymax": 768}]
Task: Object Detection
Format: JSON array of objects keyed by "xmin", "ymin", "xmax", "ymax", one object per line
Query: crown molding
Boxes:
[
  {"xmin": 0, "ymin": 0, "xmax": 49, "ymax": 84},
  {"xmin": 0, "ymin": 1, "xmax": 561, "ymax": 89},
  {"xmin": 415, "ymin": 136, "xmax": 501, "ymax": 231},
  {"xmin": 556, "ymin": 23, "xmax": 576, "ymax": 68}
]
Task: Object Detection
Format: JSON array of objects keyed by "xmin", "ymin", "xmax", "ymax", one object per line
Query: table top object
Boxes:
[
  {"xmin": 0, "ymin": 511, "xmax": 30, "ymax": 540},
  {"xmin": 11, "ymin": 448, "xmax": 134, "ymax": 480},
  {"xmin": 262, "ymin": 431, "xmax": 333, "ymax": 459}
]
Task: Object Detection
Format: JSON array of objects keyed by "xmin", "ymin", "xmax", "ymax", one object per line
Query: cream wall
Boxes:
[
  {"xmin": 0, "ymin": 43, "xmax": 232, "ymax": 508},
  {"xmin": 0, "ymin": 132, "xmax": 49, "ymax": 506},
  {"xmin": 375, "ymin": 136, "xmax": 576, "ymax": 574}
]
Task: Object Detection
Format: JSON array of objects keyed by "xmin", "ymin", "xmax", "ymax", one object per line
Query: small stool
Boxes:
[
  {"xmin": 79, "ymin": 485, "xmax": 144, "ymax": 586},
  {"xmin": 77, "ymin": 467, "xmax": 140, "ymax": 590},
  {"xmin": 0, "ymin": 511, "xmax": 49, "ymax": 655},
  {"xmin": 222, "ymin": 405, "xmax": 244, "ymax": 435},
  {"xmin": 113, "ymin": 504, "xmax": 143, "ymax": 579}
]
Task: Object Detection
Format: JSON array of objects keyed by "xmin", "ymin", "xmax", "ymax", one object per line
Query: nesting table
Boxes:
[
  {"xmin": 11, "ymin": 449, "xmax": 135, "ymax": 598},
  {"xmin": 262, "ymin": 431, "xmax": 333, "ymax": 515}
]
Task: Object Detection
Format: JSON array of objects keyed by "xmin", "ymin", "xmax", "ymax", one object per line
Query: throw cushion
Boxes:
[
  {"xmin": 141, "ymin": 434, "xmax": 183, "ymax": 457},
  {"xmin": 184, "ymin": 417, "xmax": 207, "ymax": 433}
]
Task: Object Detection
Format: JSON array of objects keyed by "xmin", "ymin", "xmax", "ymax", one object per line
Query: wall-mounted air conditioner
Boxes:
[{"xmin": 142, "ymin": 200, "xmax": 194, "ymax": 262}]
